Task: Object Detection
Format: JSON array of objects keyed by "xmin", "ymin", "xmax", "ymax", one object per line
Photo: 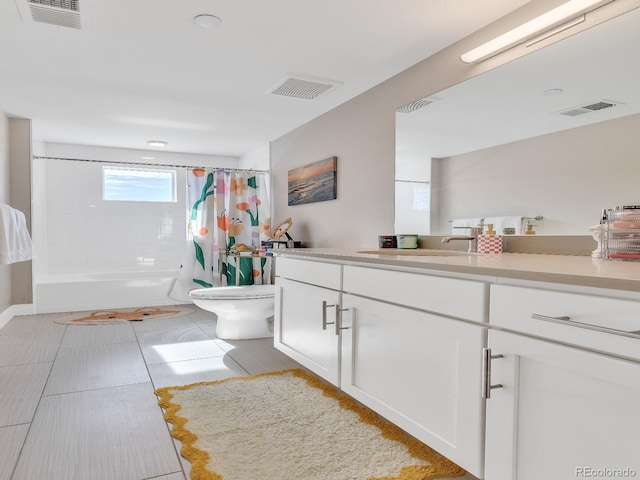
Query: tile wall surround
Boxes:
[{"xmin": 34, "ymin": 158, "xmax": 187, "ymax": 278}]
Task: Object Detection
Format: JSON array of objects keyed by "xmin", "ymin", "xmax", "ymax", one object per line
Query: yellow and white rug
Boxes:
[
  {"xmin": 155, "ymin": 369, "xmax": 465, "ymax": 480},
  {"xmin": 54, "ymin": 305, "xmax": 196, "ymax": 325}
]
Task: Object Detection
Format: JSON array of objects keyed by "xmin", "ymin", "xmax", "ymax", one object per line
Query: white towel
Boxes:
[
  {"xmin": 451, "ymin": 218, "xmax": 483, "ymax": 233},
  {"xmin": 484, "ymin": 216, "xmax": 526, "ymax": 235},
  {"xmin": 0, "ymin": 203, "xmax": 33, "ymax": 264}
]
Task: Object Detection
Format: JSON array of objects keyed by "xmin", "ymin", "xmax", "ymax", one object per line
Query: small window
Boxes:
[{"xmin": 103, "ymin": 167, "xmax": 176, "ymax": 202}]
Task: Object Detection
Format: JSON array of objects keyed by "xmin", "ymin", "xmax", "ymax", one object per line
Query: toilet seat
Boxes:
[{"xmin": 190, "ymin": 285, "xmax": 275, "ymax": 300}]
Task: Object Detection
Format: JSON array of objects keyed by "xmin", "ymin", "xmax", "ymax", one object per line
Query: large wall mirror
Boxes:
[{"xmin": 395, "ymin": 6, "xmax": 640, "ymax": 236}]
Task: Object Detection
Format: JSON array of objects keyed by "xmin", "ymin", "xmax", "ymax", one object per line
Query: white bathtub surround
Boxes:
[
  {"xmin": 33, "ymin": 270, "xmax": 180, "ymax": 313},
  {"xmin": 0, "ymin": 203, "xmax": 32, "ymax": 264},
  {"xmin": 32, "ymin": 157, "xmax": 187, "ymax": 312}
]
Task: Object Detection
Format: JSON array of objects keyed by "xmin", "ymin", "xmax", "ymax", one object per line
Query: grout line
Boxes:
[{"xmin": 40, "ymin": 380, "xmax": 155, "ymax": 398}]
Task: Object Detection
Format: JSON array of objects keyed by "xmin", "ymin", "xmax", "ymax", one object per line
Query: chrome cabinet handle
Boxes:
[
  {"xmin": 531, "ymin": 313, "xmax": 640, "ymax": 339},
  {"xmin": 481, "ymin": 347, "xmax": 504, "ymax": 399},
  {"xmin": 322, "ymin": 301, "xmax": 336, "ymax": 330},
  {"xmin": 336, "ymin": 307, "xmax": 351, "ymax": 335},
  {"xmin": 531, "ymin": 313, "xmax": 571, "ymax": 321}
]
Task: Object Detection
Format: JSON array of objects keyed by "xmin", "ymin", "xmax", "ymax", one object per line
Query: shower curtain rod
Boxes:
[{"xmin": 33, "ymin": 156, "xmax": 269, "ymax": 174}]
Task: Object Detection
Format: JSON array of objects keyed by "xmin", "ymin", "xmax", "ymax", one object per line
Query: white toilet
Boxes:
[{"xmin": 189, "ymin": 285, "xmax": 275, "ymax": 340}]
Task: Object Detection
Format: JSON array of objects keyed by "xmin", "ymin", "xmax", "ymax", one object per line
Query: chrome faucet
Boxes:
[{"xmin": 441, "ymin": 226, "xmax": 483, "ymax": 253}]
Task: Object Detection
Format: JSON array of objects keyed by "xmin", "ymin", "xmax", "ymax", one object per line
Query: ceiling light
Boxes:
[
  {"xmin": 460, "ymin": 0, "xmax": 612, "ymax": 64},
  {"xmin": 142, "ymin": 156, "xmax": 155, "ymax": 160},
  {"xmin": 542, "ymin": 88, "xmax": 564, "ymax": 96},
  {"xmin": 147, "ymin": 140, "xmax": 167, "ymax": 147},
  {"xmin": 193, "ymin": 14, "xmax": 222, "ymax": 29}
]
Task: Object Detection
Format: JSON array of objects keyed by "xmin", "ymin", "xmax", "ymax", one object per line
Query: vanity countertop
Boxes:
[{"xmin": 273, "ymin": 248, "xmax": 640, "ymax": 294}]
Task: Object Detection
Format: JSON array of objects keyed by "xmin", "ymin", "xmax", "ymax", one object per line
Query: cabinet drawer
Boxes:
[
  {"xmin": 343, "ymin": 265, "xmax": 488, "ymax": 322},
  {"xmin": 491, "ymin": 284, "xmax": 640, "ymax": 360},
  {"xmin": 275, "ymin": 257, "xmax": 342, "ymax": 290}
]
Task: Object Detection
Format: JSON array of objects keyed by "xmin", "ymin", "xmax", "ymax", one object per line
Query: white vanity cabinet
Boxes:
[
  {"xmin": 340, "ymin": 266, "xmax": 489, "ymax": 478},
  {"xmin": 274, "ymin": 257, "xmax": 343, "ymax": 386},
  {"xmin": 485, "ymin": 285, "xmax": 640, "ymax": 480}
]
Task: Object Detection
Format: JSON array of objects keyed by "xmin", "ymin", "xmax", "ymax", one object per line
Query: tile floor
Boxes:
[
  {"xmin": 0, "ymin": 306, "xmax": 300, "ymax": 480},
  {"xmin": 0, "ymin": 305, "xmax": 477, "ymax": 480}
]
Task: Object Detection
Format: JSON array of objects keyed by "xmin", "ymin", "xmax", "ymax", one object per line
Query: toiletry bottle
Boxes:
[
  {"xmin": 525, "ymin": 224, "xmax": 536, "ymax": 235},
  {"xmin": 477, "ymin": 223, "xmax": 503, "ymax": 253}
]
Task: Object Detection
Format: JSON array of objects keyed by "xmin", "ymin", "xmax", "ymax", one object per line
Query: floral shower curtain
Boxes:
[{"xmin": 169, "ymin": 168, "xmax": 272, "ymax": 301}]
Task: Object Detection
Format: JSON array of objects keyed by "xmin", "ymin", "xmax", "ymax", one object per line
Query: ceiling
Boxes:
[
  {"xmin": 0, "ymin": 0, "xmax": 530, "ymax": 159},
  {"xmin": 396, "ymin": 5, "xmax": 640, "ymax": 160}
]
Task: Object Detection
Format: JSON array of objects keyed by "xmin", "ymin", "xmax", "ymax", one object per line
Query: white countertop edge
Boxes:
[{"xmin": 273, "ymin": 248, "xmax": 640, "ymax": 296}]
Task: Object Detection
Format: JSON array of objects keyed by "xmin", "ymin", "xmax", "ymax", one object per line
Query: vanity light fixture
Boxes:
[
  {"xmin": 460, "ymin": 0, "xmax": 613, "ymax": 63},
  {"xmin": 146, "ymin": 140, "xmax": 168, "ymax": 147}
]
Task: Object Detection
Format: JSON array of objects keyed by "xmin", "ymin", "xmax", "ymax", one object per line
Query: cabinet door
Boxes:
[
  {"xmin": 340, "ymin": 294, "xmax": 486, "ymax": 478},
  {"xmin": 485, "ymin": 330, "xmax": 640, "ymax": 480},
  {"xmin": 274, "ymin": 278, "xmax": 341, "ymax": 386}
]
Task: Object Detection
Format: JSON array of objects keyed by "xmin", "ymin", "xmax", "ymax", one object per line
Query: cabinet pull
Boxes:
[
  {"xmin": 531, "ymin": 313, "xmax": 640, "ymax": 339},
  {"xmin": 531, "ymin": 313, "xmax": 571, "ymax": 322},
  {"xmin": 481, "ymin": 347, "xmax": 504, "ymax": 399},
  {"xmin": 336, "ymin": 308, "xmax": 351, "ymax": 335},
  {"xmin": 322, "ymin": 301, "xmax": 336, "ymax": 330}
]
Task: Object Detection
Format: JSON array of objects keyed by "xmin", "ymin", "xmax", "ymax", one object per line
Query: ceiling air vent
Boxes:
[
  {"xmin": 559, "ymin": 99, "xmax": 619, "ymax": 117},
  {"xmin": 16, "ymin": 0, "xmax": 88, "ymax": 29},
  {"xmin": 267, "ymin": 75, "xmax": 342, "ymax": 100},
  {"xmin": 397, "ymin": 97, "xmax": 438, "ymax": 113}
]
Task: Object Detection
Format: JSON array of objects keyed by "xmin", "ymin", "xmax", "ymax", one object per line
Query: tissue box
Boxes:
[{"xmin": 478, "ymin": 235, "xmax": 503, "ymax": 254}]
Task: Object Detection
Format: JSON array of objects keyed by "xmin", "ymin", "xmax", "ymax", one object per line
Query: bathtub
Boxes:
[{"xmin": 34, "ymin": 270, "xmax": 181, "ymax": 313}]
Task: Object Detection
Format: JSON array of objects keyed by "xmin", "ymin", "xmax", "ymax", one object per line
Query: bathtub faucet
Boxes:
[{"xmin": 441, "ymin": 226, "xmax": 483, "ymax": 253}]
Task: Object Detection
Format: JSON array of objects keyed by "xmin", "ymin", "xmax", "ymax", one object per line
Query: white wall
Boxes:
[
  {"xmin": 0, "ymin": 115, "xmax": 33, "ymax": 325},
  {"xmin": 434, "ymin": 113, "xmax": 640, "ymax": 235},
  {"xmin": 42, "ymin": 143, "xmax": 239, "ymax": 168},
  {"xmin": 34, "ymin": 143, "xmax": 241, "ymax": 278},
  {"xmin": 9, "ymin": 118, "xmax": 32, "ymax": 305},
  {"xmin": 239, "ymin": 143, "xmax": 269, "ymax": 171},
  {"xmin": 33, "ymin": 157, "xmax": 187, "ymax": 279},
  {"xmin": 271, "ymin": 93, "xmax": 396, "ymax": 248},
  {"xmin": 31, "ymin": 143, "xmax": 253, "ymax": 312},
  {"xmin": 0, "ymin": 112, "xmax": 10, "ymax": 314}
]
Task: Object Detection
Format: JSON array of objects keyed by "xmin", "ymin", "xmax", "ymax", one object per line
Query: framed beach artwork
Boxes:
[{"xmin": 288, "ymin": 156, "xmax": 337, "ymax": 206}]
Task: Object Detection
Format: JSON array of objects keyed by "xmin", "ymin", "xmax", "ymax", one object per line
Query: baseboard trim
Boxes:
[{"xmin": 0, "ymin": 303, "xmax": 35, "ymax": 330}]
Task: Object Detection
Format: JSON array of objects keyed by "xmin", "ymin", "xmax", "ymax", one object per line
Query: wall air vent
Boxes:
[
  {"xmin": 559, "ymin": 99, "xmax": 620, "ymax": 117},
  {"xmin": 397, "ymin": 97, "xmax": 438, "ymax": 113},
  {"xmin": 16, "ymin": 0, "xmax": 89, "ymax": 29},
  {"xmin": 266, "ymin": 75, "xmax": 342, "ymax": 100}
]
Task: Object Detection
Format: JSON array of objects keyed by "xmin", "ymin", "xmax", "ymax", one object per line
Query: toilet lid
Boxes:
[{"xmin": 190, "ymin": 285, "xmax": 275, "ymax": 300}]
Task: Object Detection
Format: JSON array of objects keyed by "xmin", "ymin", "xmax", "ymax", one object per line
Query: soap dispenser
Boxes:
[{"xmin": 477, "ymin": 223, "xmax": 503, "ymax": 254}]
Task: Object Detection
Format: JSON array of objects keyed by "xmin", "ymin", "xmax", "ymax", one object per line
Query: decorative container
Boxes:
[
  {"xmin": 396, "ymin": 234, "xmax": 418, "ymax": 249},
  {"xmin": 477, "ymin": 224, "xmax": 503, "ymax": 254},
  {"xmin": 603, "ymin": 206, "xmax": 640, "ymax": 261},
  {"xmin": 478, "ymin": 235, "xmax": 503, "ymax": 253},
  {"xmin": 378, "ymin": 235, "xmax": 397, "ymax": 248}
]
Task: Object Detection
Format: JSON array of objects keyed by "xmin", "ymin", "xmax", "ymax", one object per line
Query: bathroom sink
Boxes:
[{"xmin": 357, "ymin": 249, "xmax": 479, "ymax": 256}]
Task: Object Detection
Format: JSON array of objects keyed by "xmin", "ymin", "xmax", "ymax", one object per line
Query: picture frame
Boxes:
[{"xmin": 287, "ymin": 156, "xmax": 337, "ymax": 206}]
